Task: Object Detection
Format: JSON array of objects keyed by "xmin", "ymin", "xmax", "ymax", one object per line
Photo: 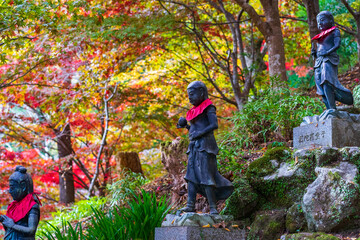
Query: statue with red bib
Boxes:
[
  {"xmin": 311, "ymin": 11, "xmax": 353, "ymax": 110},
  {"xmin": 177, "ymin": 81, "xmax": 233, "ymax": 215},
  {"xmin": 0, "ymin": 166, "xmax": 41, "ymax": 240}
]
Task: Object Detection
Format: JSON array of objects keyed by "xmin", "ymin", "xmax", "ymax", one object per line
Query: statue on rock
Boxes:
[
  {"xmin": 0, "ymin": 166, "xmax": 41, "ymax": 240},
  {"xmin": 176, "ymin": 81, "xmax": 233, "ymax": 215},
  {"xmin": 311, "ymin": 11, "xmax": 353, "ymax": 113}
]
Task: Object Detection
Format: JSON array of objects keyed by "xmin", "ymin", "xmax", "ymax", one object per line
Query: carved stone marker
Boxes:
[{"xmin": 293, "ymin": 118, "xmax": 360, "ymax": 149}]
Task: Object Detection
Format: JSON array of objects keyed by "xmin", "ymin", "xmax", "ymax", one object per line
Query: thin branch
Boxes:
[
  {"xmin": 335, "ymin": 22, "xmax": 357, "ymax": 35},
  {"xmin": 340, "ymin": 0, "xmax": 358, "ymax": 18},
  {"xmin": 1, "ymin": 58, "xmax": 52, "ymax": 89},
  {"xmin": 194, "ymin": 39, "xmax": 237, "ymax": 106},
  {"xmin": 0, "ymin": 36, "xmax": 37, "ymax": 47},
  {"xmin": 87, "ymin": 82, "xmax": 119, "ymax": 198}
]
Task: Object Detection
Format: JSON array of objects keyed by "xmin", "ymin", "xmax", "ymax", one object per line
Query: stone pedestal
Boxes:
[
  {"xmin": 162, "ymin": 213, "xmax": 233, "ymax": 227},
  {"xmin": 155, "ymin": 226, "xmax": 246, "ymax": 240},
  {"xmin": 293, "ymin": 118, "xmax": 360, "ymax": 149},
  {"xmin": 156, "ymin": 213, "xmax": 246, "ymax": 240}
]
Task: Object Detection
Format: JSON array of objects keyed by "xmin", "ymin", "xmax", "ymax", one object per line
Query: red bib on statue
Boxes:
[
  {"xmin": 6, "ymin": 193, "xmax": 39, "ymax": 222},
  {"xmin": 186, "ymin": 99, "xmax": 213, "ymax": 121},
  {"xmin": 312, "ymin": 26, "xmax": 337, "ymax": 41}
]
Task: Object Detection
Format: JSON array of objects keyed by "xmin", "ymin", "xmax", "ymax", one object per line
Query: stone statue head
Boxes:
[
  {"xmin": 187, "ymin": 81, "xmax": 208, "ymax": 106},
  {"xmin": 9, "ymin": 166, "xmax": 33, "ymax": 201},
  {"xmin": 316, "ymin": 11, "xmax": 334, "ymax": 31}
]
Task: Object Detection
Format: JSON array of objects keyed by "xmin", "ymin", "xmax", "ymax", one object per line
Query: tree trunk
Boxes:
[
  {"xmin": 260, "ymin": 0, "xmax": 287, "ymax": 83},
  {"xmin": 245, "ymin": 38, "xmax": 267, "ymax": 79},
  {"xmin": 55, "ymin": 123, "xmax": 75, "ymax": 204},
  {"xmin": 302, "ymin": 0, "xmax": 320, "ymax": 40},
  {"xmin": 356, "ymin": 18, "xmax": 360, "ymax": 62},
  {"xmin": 235, "ymin": 0, "xmax": 287, "ymax": 84},
  {"xmin": 339, "ymin": 0, "xmax": 360, "ymax": 61},
  {"xmin": 160, "ymin": 138, "xmax": 188, "ymax": 205},
  {"xmin": 59, "ymin": 157, "xmax": 75, "ymax": 204},
  {"xmin": 115, "ymin": 152, "xmax": 143, "ymax": 175}
]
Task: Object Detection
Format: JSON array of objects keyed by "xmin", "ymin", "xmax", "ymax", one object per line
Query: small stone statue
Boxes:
[
  {"xmin": 0, "ymin": 166, "xmax": 41, "ymax": 240},
  {"xmin": 311, "ymin": 11, "xmax": 353, "ymax": 110},
  {"xmin": 177, "ymin": 81, "xmax": 233, "ymax": 215}
]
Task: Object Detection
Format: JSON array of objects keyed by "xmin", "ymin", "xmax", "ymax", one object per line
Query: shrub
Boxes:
[
  {"xmin": 107, "ymin": 170, "xmax": 148, "ymax": 207},
  {"xmin": 39, "ymin": 190, "xmax": 171, "ymax": 240},
  {"xmin": 88, "ymin": 189, "xmax": 171, "ymax": 240},
  {"xmin": 39, "ymin": 221, "xmax": 85, "ymax": 240},
  {"xmin": 37, "ymin": 196, "xmax": 106, "ymax": 239},
  {"xmin": 219, "ymin": 88, "xmax": 323, "ymax": 155}
]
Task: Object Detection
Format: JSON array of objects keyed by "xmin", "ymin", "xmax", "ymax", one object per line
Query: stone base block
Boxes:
[
  {"xmin": 162, "ymin": 213, "xmax": 233, "ymax": 227},
  {"xmin": 293, "ymin": 118, "xmax": 360, "ymax": 149},
  {"xmin": 155, "ymin": 226, "xmax": 246, "ymax": 240}
]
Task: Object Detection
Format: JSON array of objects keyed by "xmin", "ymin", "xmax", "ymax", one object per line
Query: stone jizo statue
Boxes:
[
  {"xmin": 311, "ymin": 11, "xmax": 353, "ymax": 110},
  {"xmin": 0, "ymin": 166, "xmax": 41, "ymax": 240},
  {"xmin": 177, "ymin": 81, "xmax": 233, "ymax": 215}
]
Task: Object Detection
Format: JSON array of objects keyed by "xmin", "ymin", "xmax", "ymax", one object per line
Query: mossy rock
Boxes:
[
  {"xmin": 340, "ymin": 147, "xmax": 360, "ymax": 187},
  {"xmin": 247, "ymin": 147, "xmax": 316, "ymax": 208},
  {"xmin": 353, "ymin": 85, "xmax": 360, "ymax": 108},
  {"xmin": 221, "ymin": 178, "xmax": 258, "ymax": 220},
  {"xmin": 282, "ymin": 232, "xmax": 340, "ymax": 240},
  {"xmin": 286, "ymin": 202, "xmax": 307, "ymax": 233},
  {"xmin": 247, "ymin": 209, "xmax": 286, "ymax": 240},
  {"xmin": 246, "ymin": 147, "xmax": 291, "ymax": 179},
  {"xmin": 313, "ymin": 147, "xmax": 340, "ymax": 167}
]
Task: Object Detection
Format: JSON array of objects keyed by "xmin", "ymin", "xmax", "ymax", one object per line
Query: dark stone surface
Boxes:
[
  {"xmin": 155, "ymin": 226, "xmax": 246, "ymax": 240},
  {"xmin": 221, "ymin": 178, "xmax": 258, "ymax": 220},
  {"xmin": 247, "ymin": 209, "xmax": 286, "ymax": 240},
  {"xmin": 286, "ymin": 202, "xmax": 307, "ymax": 233},
  {"xmin": 293, "ymin": 118, "xmax": 360, "ymax": 149},
  {"xmin": 162, "ymin": 213, "xmax": 233, "ymax": 227}
]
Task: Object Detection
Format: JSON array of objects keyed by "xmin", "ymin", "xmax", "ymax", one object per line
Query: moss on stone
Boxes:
[
  {"xmin": 286, "ymin": 202, "xmax": 307, "ymax": 233},
  {"xmin": 246, "ymin": 147, "xmax": 291, "ymax": 179},
  {"xmin": 221, "ymin": 178, "xmax": 258, "ymax": 219},
  {"xmin": 341, "ymin": 147, "xmax": 360, "ymax": 187},
  {"xmin": 283, "ymin": 232, "xmax": 340, "ymax": 240},
  {"xmin": 328, "ymin": 171, "xmax": 342, "ymax": 182},
  {"xmin": 353, "ymin": 85, "xmax": 360, "ymax": 108},
  {"xmin": 247, "ymin": 209, "xmax": 286, "ymax": 240},
  {"xmin": 314, "ymin": 147, "xmax": 340, "ymax": 167},
  {"xmin": 247, "ymin": 147, "xmax": 316, "ymax": 209}
]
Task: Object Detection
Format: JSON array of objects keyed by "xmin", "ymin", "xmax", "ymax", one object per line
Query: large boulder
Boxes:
[
  {"xmin": 222, "ymin": 178, "xmax": 258, "ymax": 220},
  {"xmin": 247, "ymin": 209, "xmax": 286, "ymax": 240},
  {"xmin": 302, "ymin": 162, "xmax": 360, "ymax": 232}
]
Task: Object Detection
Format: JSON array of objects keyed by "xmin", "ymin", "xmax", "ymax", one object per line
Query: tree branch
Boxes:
[
  {"xmin": 87, "ymin": 82, "xmax": 118, "ymax": 197},
  {"xmin": 339, "ymin": 0, "xmax": 358, "ymax": 18}
]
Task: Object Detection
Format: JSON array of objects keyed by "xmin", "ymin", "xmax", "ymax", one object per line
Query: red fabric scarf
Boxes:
[
  {"xmin": 6, "ymin": 193, "xmax": 40, "ymax": 222},
  {"xmin": 186, "ymin": 98, "xmax": 213, "ymax": 121},
  {"xmin": 311, "ymin": 26, "xmax": 337, "ymax": 41}
]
